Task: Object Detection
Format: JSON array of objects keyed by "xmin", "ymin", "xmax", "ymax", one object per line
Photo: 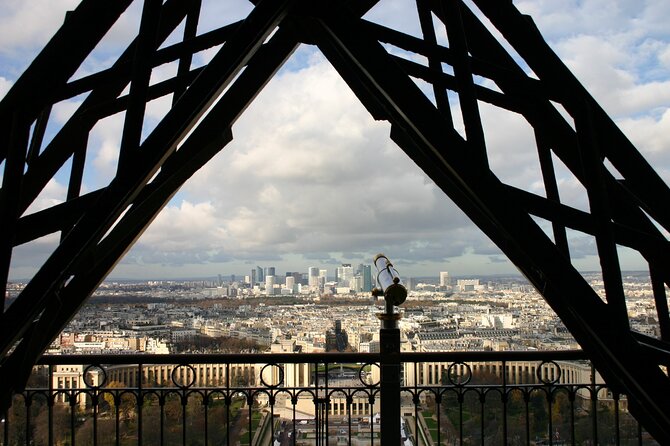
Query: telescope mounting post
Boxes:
[{"xmin": 372, "ymin": 254, "xmax": 407, "ymax": 444}]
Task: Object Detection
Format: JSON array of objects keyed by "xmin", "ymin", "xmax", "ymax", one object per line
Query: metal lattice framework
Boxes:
[{"xmin": 1, "ymin": 0, "xmax": 669, "ymax": 440}]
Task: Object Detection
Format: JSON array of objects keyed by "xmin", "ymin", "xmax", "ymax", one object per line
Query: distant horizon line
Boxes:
[
  {"xmin": 10, "ymin": 270, "xmax": 651, "ymax": 284},
  {"xmin": 8, "ymin": 270, "xmax": 652, "ymax": 284}
]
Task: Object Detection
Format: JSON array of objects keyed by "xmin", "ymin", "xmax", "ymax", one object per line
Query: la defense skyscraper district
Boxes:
[{"xmin": 243, "ymin": 264, "xmax": 373, "ymax": 294}]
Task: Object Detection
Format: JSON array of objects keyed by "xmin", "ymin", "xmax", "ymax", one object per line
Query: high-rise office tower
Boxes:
[
  {"xmin": 337, "ymin": 264, "xmax": 353, "ymax": 287},
  {"xmin": 287, "ymin": 272, "xmax": 303, "ymax": 285},
  {"xmin": 361, "ymin": 265, "xmax": 372, "ymax": 292},
  {"xmin": 351, "ymin": 275, "xmax": 364, "ymax": 292},
  {"xmin": 250, "ymin": 269, "xmax": 257, "ymax": 285},
  {"xmin": 265, "ymin": 275, "xmax": 275, "ymax": 295},
  {"xmin": 256, "ymin": 266, "xmax": 264, "ymax": 283},
  {"xmin": 318, "ymin": 269, "xmax": 328, "ymax": 288},
  {"xmin": 265, "ymin": 266, "xmax": 275, "ymax": 277},
  {"xmin": 440, "ymin": 271, "xmax": 450, "ymax": 288},
  {"xmin": 308, "ymin": 267, "xmax": 319, "ymax": 288},
  {"xmin": 285, "ymin": 276, "xmax": 295, "ymax": 290}
]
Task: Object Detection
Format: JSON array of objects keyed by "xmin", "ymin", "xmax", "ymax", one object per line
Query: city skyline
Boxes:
[
  {"xmin": 17, "ymin": 265, "xmax": 645, "ymax": 285},
  {"xmin": 2, "ymin": 1, "xmax": 670, "ymax": 281}
]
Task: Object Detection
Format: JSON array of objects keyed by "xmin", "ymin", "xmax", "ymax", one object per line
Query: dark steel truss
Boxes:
[{"xmin": 1, "ymin": 0, "xmax": 669, "ymax": 440}]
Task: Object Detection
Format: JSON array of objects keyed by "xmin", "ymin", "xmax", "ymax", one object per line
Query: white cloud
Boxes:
[
  {"xmin": 121, "ymin": 54, "xmax": 479, "ymax": 273},
  {"xmin": 0, "ymin": 76, "xmax": 14, "ymax": 100},
  {"xmin": 75, "ymin": 112, "xmax": 124, "ymax": 190},
  {"xmin": 618, "ymin": 108, "xmax": 670, "ymax": 183},
  {"xmin": 510, "ymin": 0, "xmax": 670, "ymax": 121},
  {"xmin": 516, "ymin": 0, "xmax": 654, "ymax": 39},
  {"xmin": 5, "ymin": 0, "xmax": 670, "ymax": 279},
  {"xmin": 92, "ymin": 140, "xmax": 120, "ymax": 182},
  {"xmin": 555, "ymin": 35, "xmax": 670, "ymax": 117},
  {"xmin": 114, "ymin": 0, "xmax": 670, "ymax": 277},
  {"xmin": 0, "ymin": 76, "xmax": 12, "ymax": 100},
  {"xmin": 10, "ymin": 233, "xmax": 60, "ymax": 273},
  {"xmin": 659, "ymin": 46, "xmax": 670, "ymax": 68},
  {"xmin": 480, "ymin": 103, "xmax": 543, "ymax": 193},
  {"xmin": 0, "ymin": 0, "xmax": 79, "ymax": 56},
  {"xmin": 139, "ymin": 201, "xmax": 220, "ymax": 249},
  {"xmin": 22, "ymin": 178, "xmax": 67, "ymax": 216},
  {"xmin": 363, "ymin": 0, "xmax": 422, "ymax": 39},
  {"xmin": 637, "ymin": 1, "xmax": 670, "ymax": 37}
]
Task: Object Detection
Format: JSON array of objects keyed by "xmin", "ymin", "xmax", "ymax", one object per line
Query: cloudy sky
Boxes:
[{"xmin": 2, "ymin": 0, "xmax": 670, "ymax": 281}]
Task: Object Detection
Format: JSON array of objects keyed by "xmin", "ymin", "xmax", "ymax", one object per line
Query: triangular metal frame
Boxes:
[{"xmin": 1, "ymin": 0, "xmax": 669, "ymax": 440}]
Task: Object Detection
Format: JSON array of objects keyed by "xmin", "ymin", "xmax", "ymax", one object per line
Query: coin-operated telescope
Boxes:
[
  {"xmin": 372, "ymin": 253, "xmax": 407, "ymax": 327},
  {"xmin": 372, "ymin": 254, "xmax": 405, "ymax": 443}
]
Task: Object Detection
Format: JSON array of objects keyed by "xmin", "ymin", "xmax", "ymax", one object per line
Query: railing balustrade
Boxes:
[{"xmin": 1, "ymin": 351, "xmax": 658, "ymax": 445}]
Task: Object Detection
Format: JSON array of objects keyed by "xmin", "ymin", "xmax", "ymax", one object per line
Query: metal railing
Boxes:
[{"xmin": 2, "ymin": 351, "xmax": 658, "ymax": 445}]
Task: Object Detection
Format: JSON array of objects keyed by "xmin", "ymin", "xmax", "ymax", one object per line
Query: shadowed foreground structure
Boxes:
[{"xmin": 1, "ymin": 0, "xmax": 669, "ymax": 442}]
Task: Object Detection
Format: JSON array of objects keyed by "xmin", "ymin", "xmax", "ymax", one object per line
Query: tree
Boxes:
[
  {"xmin": 529, "ymin": 390, "xmax": 549, "ymax": 440},
  {"xmin": 551, "ymin": 391, "xmax": 571, "ymax": 440},
  {"xmin": 101, "ymin": 382, "xmax": 136, "ymax": 423}
]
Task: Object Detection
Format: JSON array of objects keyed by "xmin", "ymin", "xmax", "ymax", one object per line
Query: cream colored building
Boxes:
[
  {"xmin": 403, "ymin": 359, "xmax": 610, "ymax": 403},
  {"xmin": 53, "ymin": 365, "xmax": 102, "ymax": 407}
]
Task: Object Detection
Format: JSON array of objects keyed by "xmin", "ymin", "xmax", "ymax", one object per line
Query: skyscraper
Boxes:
[
  {"xmin": 265, "ymin": 266, "xmax": 275, "ymax": 277},
  {"xmin": 308, "ymin": 267, "xmax": 319, "ymax": 288},
  {"xmin": 250, "ymin": 268, "xmax": 257, "ymax": 285},
  {"xmin": 440, "ymin": 271, "xmax": 450, "ymax": 288},
  {"xmin": 256, "ymin": 266, "xmax": 264, "ymax": 283},
  {"xmin": 337, "ymin": 264, "xmax": 353, "ymax": 287},
  {"xmin": 361, "ymin": 265, "xmax": 372, "ymax": 292},
  {"xmin": 351, "ymin": 275, "xmax": 364, "ymax": 292},
  {"xmin": 287, "ymin": 272, "xmax": 304, "ymax": 285},
  {"xmin": 265, "ymin": 275, "xmax": 275, "ymax": 295}
]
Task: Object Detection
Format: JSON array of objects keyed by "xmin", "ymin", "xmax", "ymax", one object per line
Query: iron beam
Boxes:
[
  {"xmin": 0, "ymin": 0, "xmax": 294, "ymax": 360},
  {"xmin": 0, "ymin": 0, "xmax": 133, "ymax": 162},
  {"xmin": 472, "ymin": 0, "xmax": 670, "ymax": 237},
  {"xmin": 0, "ymin": 14, "xmax": 299, "ymax": 412},
  {"xmin": 14, "ymin": 0, "xmax": 197, "ymax": 218},
  {"xmin": 311, "ymin": 7, "xmax": 670, "ymax": 441}
]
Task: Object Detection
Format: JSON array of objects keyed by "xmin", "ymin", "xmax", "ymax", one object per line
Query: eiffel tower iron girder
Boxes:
[{"xmin": 1, "ymin": 0, "xmax": 669, "ymax": 440}]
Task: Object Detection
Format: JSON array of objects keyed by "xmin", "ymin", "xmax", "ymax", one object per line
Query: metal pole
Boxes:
[
  {"xmin": 373, "ymin": 254, "xmax": 407, "ymax": 445},
  {"xmin": 379, "ymin": 308, "xmax": 401, "ymax": 444}
]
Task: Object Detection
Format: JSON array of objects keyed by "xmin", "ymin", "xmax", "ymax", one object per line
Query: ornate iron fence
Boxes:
[{"xmin": 2, "ymin": 351, "xmax": 658, "ymax": 445}]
